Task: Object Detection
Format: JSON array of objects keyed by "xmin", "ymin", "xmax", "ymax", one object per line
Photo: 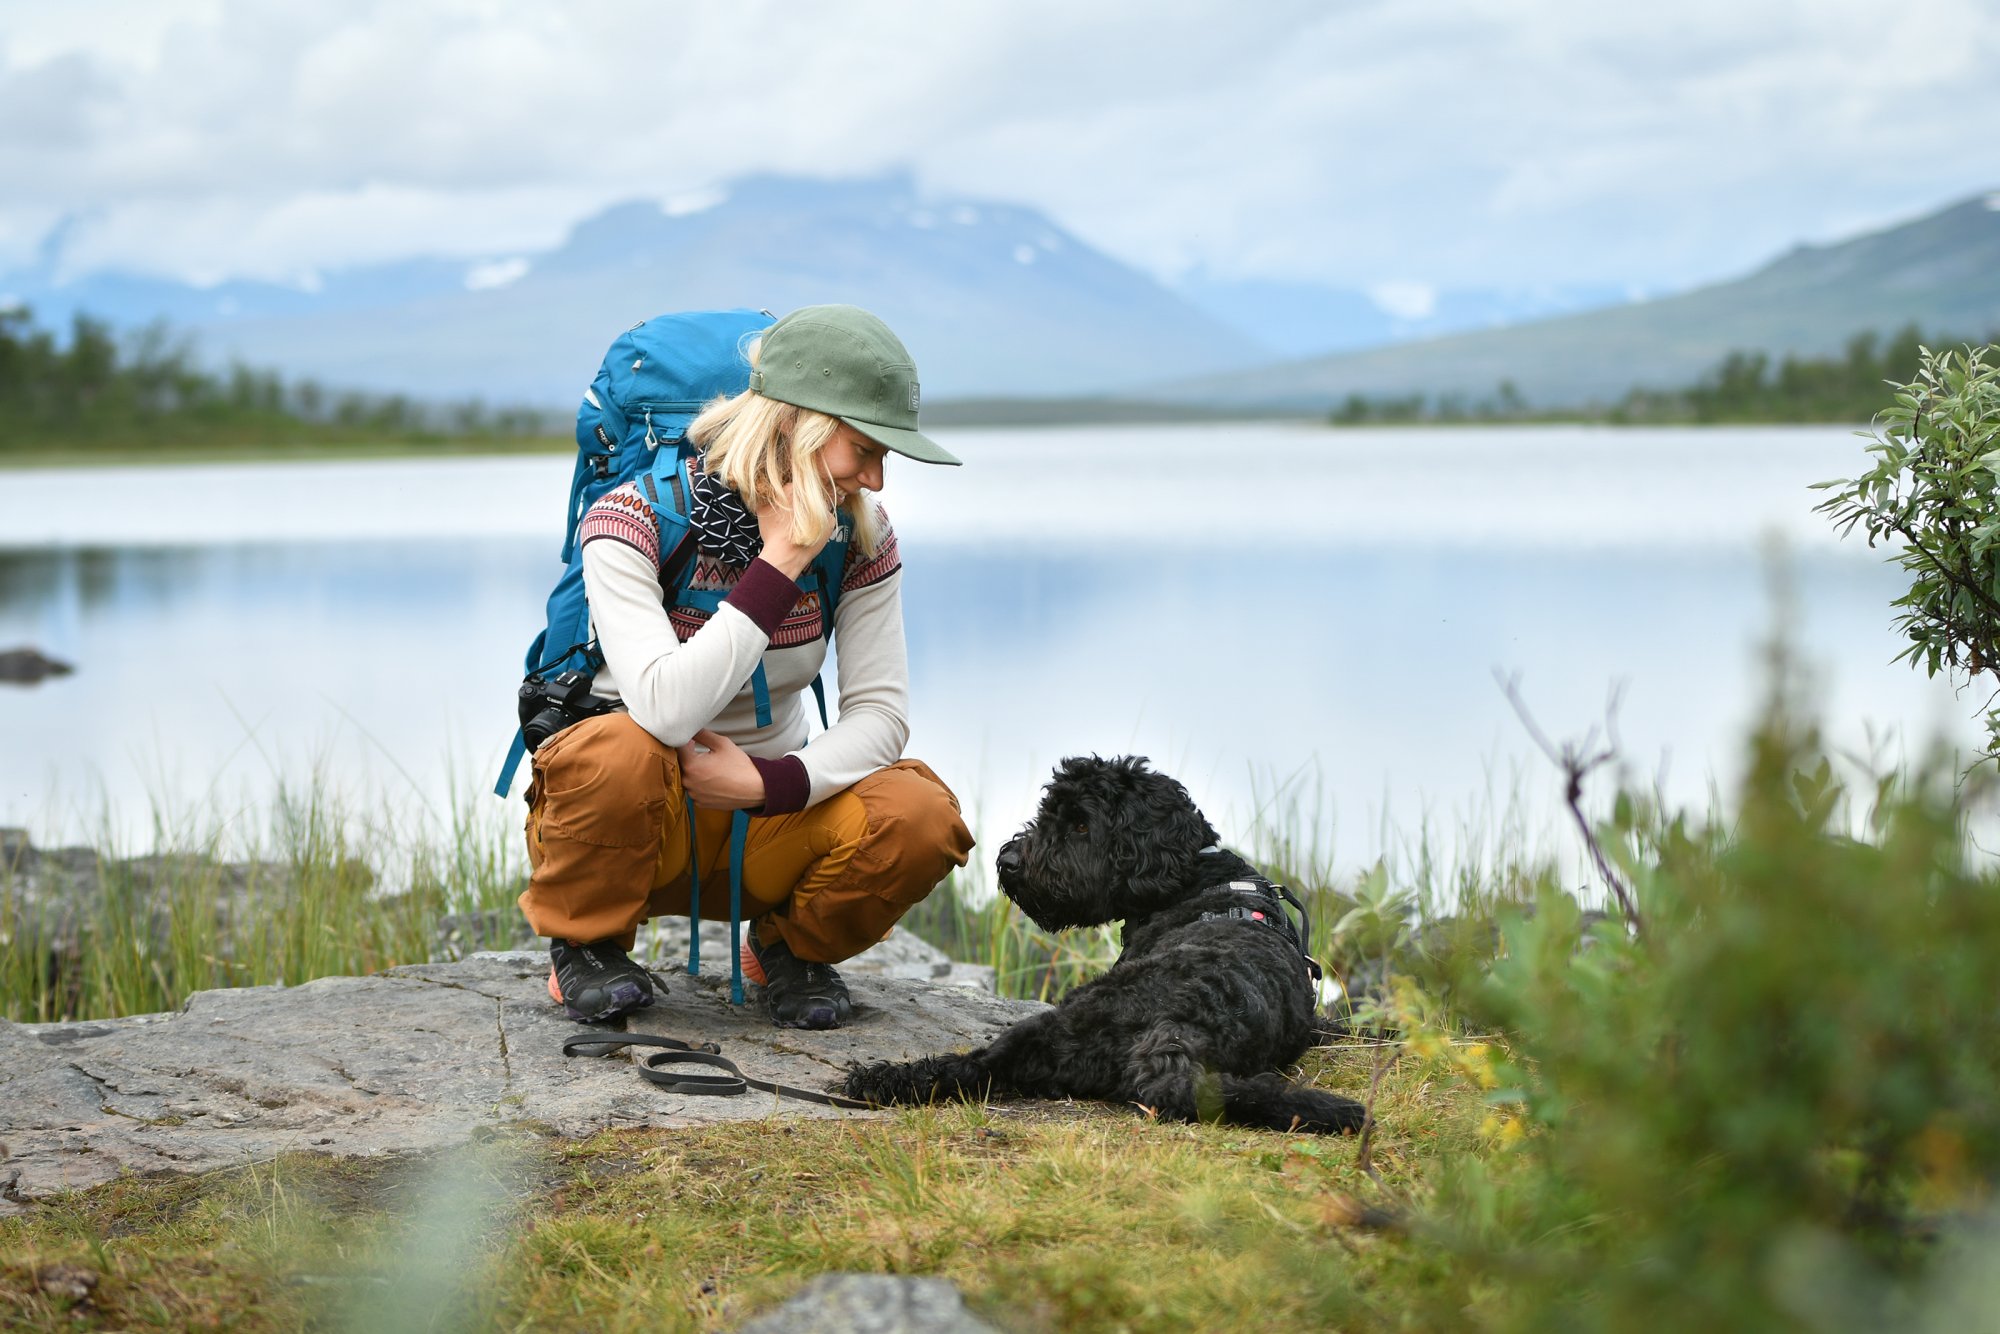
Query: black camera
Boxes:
[{"xmin": 518, "ymin": 669, "xmax": 609, "ymax": 752}]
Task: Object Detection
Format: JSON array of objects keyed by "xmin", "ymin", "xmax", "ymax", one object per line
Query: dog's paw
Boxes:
[
  {"xmin": 842, "ymin": 1054, "xmax": 990, "ymax": 1107},
  {"xmin": 840, "ymin": 1060, "xmax": 901, "ymax": 1104},
  {"xmin": 1292, "ymin": 1090, "xmax": 1370, "ymax": 1135}
]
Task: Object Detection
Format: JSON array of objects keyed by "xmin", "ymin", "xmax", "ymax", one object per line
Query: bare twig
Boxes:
[
  {"xmin": 1495, "ymin": 671, "xmax": 1645, "ymax": 936},
  {"xmin": 1353, "ymin": 1041, "xmax": 1393, "ymax": 1182}
]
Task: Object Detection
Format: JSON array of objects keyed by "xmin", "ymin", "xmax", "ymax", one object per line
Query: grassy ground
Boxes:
[
  {"xmin": 0, "ymin": 784, "xmax": 1515, "ymax": 1330},
  {"xmin": 0, "ymin": 1042, "xmax": 1480, "ymax": 1332}
]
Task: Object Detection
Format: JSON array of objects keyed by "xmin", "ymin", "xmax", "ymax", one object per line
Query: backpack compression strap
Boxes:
[{"xmin": 680, "ymin": 801, "xmax": 753, "ymax": 1006}]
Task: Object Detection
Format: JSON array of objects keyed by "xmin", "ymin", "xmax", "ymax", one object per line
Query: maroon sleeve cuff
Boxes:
[
  {"xmin": 749, "ymin": 754, "xmax": 811, "ymax": 815},
  {"xmin": 725, "ymin": 558, "xmax": 801, "ymax": 636}
]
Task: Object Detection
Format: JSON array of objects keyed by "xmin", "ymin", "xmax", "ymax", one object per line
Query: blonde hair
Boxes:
[{"xmin": 686, "ymin": 337, "xmax": 882, "ymax": 557}]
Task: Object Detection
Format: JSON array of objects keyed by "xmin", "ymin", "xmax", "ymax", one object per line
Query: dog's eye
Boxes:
[{"xmin": 1070, "ymin": 822, "xmax": 1088, "ymax": 837}]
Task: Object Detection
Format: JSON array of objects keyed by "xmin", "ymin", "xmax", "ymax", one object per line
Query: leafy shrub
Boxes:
[
  {"xmin": 1408, "ymin": 673, "xmax": 2000, "ymax": 1331},
  {"xmin": 1815, "ymin": 342, "xmax": 2000, "ymax": 759}
]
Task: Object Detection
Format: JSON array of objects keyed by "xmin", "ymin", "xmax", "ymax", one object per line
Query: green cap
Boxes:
[{"xmin": 747, "ymin": 305, "xmax": 961, "ymax": 466}]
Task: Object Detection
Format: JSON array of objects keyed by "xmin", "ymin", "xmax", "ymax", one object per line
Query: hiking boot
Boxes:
[
  {"xmin": 548, "ymin": 938, "xmax": 657, "ymax": 1023},
  {"xmin": 741, "ymin": 933, "xmax": 853, "ymax": 1030}
]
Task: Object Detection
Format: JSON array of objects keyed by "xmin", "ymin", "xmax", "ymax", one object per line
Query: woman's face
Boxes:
[{"xmin": 821, "ymin": 425, "xmax": 887, "ymax": 498}]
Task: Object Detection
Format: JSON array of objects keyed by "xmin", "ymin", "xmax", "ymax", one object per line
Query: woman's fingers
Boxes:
[
  {"xmin": 676, "ymin": 730, "xmax": 765, "ymax": 810},
  {"xmin": 754, "ymin": 479, "xmax": 836, "ymax": 575}
]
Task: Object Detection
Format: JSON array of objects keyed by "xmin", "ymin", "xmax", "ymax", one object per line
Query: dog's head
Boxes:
[{"xmin": 994, "ymin": 754, "xmax": 1220, "ymax": 930}]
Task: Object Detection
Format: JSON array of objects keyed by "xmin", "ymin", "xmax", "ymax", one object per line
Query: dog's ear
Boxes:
[{"xmin": 1101, "ymin": 765, "xmax": 1220, "ymax": 913}]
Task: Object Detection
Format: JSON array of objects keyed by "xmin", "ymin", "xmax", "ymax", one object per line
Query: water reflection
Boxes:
[{"xmin": 0, "ymin": 530, "xmax": 1956, "ymax": 874}]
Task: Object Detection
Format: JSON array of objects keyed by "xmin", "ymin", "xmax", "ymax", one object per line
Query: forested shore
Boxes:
[
  {"xmin": 4, "ymin": 304, "xmax": 1992, "ymax": 458},
  {"xmin": 0, "ymin": 307, "xmax": 558, "ymax": 455}
]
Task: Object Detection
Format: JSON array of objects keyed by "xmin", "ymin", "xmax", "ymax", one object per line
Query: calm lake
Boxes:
[{"xmin": 0, "ymin": 422, "xmax": 1968, "ymax": 876}]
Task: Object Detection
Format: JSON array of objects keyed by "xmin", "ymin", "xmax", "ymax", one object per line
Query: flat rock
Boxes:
[
  {"xmin": 737, "ymin": 1274, "xmax": 998, "ymax": 1333},
  {"xmin": 0, "ymin": 647, "xmax": 73, "ymax": 685},
  {"xmin": 432, "ymin": 915, "xmax": 999, "ymax": 995},
  {"xmin": 0, "ymin": 952, "xmax": 1043, "ymax": 1214}
]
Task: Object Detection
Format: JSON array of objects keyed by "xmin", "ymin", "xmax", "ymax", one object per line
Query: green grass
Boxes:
[
  {"xmin": 1, "ymin": 765, "xmax": 1565, "ymax": 1022},
  {"xmin": 0, "ymin": 1045, "xmax": 1481, "ymax": 1332},
  {"xmin": 1, "ymin": 781, "xmax": 526, "ymax": 1023}
]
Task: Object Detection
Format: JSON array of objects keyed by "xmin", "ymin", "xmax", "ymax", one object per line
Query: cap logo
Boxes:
[{"xmin": 909, "ymin": 382, "xmax": 921, "ymax": 413}]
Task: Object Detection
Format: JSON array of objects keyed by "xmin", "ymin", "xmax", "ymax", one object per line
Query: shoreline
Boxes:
[{"xmin": 0, "ymin": 412, "xmax": 1884, "ymax": 472}]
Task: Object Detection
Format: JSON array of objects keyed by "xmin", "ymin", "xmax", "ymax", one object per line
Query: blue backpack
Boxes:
[{"xmin": 496, "ymin": 308, "xmax": 850, "ymax": 1004}]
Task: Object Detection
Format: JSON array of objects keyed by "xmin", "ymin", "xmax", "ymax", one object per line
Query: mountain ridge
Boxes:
[
  {"xmin": 8, "ymin": 183, "xmax": 1997, "ymax": 412},
  {"xmin": 0, "ymin": 173, "xmax": 1268, "ymax": 404},
  {"xmin": 1143, "ymin": 191, "xmax": 2000, "ymax": 410}
]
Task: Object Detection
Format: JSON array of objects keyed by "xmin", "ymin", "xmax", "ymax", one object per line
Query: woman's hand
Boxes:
[
  {"xmin": 677, "ymin": 728, "xmax": 768, "ymax": 810},
  {"xmin": 754, "ymin": 480, "xmax": 835, "ymax": 578}
]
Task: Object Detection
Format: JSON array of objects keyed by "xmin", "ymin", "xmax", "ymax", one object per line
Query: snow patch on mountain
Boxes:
[{"xmin": 464, "ymin": 257, "xmax": 531, "ymax": 291}]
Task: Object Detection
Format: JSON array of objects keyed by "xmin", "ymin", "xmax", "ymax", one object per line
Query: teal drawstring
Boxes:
[
  {"xmin": 683, "ymin": 799, "xmax": 753, "ymax": 1007},
  {"xmin": 684, "ymin": 797, "xmax": 701, "ymax": 976},
  {"xmin": 729, "ymin": 809, "xmax": 749, "ymax": 1005}
]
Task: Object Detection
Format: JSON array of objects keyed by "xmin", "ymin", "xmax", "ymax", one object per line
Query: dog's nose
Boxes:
[{"xmin": 995, "ymin": 842, "xmax": 1024, "ymax": 878}]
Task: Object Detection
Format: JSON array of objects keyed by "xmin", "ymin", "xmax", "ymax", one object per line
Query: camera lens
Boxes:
[{"xmin": 523, "ymin": 704, "xmax": 568, "ymax": 752}]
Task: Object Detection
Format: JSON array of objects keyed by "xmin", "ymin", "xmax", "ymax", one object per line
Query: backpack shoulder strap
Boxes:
[
  {"xmin": 801, "ymin": 526, "xmax": 853, "ymax": 731},
  {"xmin": 638, "ymin": 447, "xmax": 698, "ymax": 591},
  {"xmin": 811, "ymin": 523, "xmax": 853, "ymax": 626}
]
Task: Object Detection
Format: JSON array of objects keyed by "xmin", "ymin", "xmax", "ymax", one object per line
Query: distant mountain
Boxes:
[
  {"xmin": 1170, "ymin": 272, "xmax": 1634, "ymax": 359},
  {"xmin": 0, "ymin": 174, "xmax": 1269, "ymax": 404},
  {"xmin": 1147, "ymin": 191, "xmax": 2000, "ymax": 410}
]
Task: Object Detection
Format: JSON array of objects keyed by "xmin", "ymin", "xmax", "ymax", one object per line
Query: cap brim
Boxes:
[{"xmin": 841, "ymin": 417, "xmax": 962, "ymax": 466}]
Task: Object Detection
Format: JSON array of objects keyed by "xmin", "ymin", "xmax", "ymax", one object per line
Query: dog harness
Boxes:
[{"xmin": 1200, "ymin": 875, "xmax": 1325, "ymax": 985}]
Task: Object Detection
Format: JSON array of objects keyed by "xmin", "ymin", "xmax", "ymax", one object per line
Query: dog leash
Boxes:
[{"xmin": 560, "ymin": 1031, "xmax": 877, "ymax": 1110}]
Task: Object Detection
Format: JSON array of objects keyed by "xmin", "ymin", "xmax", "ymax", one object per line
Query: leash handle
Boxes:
[{"xmin": 560, "ymin": 1031, "xmax": 877, "ymax": 1110}]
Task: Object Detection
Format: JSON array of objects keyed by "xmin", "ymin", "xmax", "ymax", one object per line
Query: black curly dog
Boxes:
[{"xmin": 844, "ymin": 756, "xmax": 1367, "ymax": 1134}]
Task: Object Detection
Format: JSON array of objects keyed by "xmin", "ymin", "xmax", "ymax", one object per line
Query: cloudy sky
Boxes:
[{"xmin": 3, "ymin": 0, "xmax": 1996, "ymax": 295}]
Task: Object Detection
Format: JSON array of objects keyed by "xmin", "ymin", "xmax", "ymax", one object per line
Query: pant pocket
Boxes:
[
  {"xmin": 533, "ymin": 715, "xmax": 671, "ymax": 849},
  {"xmin": 844, "ymin": 760, "xmax": 976, "ymax": 907}
]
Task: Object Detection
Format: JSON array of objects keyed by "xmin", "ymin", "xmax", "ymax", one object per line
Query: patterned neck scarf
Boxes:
[{"xmin": 686, "ymin": 459, "xmax": 763, "ymax": 567}]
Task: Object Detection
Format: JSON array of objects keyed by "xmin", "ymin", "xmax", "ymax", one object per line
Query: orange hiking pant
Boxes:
[{"xmin": 519, "ymin": 713, "xmax": 974, "ymax": 963}]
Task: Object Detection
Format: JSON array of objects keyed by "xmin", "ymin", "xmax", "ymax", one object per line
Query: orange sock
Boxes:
[{"xmin": 739, "ymin": 937, "xmax": 767, "ymax": 986}]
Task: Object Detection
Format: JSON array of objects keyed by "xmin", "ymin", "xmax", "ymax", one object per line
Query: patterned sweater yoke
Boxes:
[
  {"xmin": 571, "ymin": 467, "xmax": 912, "ymax": 814},
  {"xmin": 578, "ymin": 473, "xmax": 900, "ymax": 649}
]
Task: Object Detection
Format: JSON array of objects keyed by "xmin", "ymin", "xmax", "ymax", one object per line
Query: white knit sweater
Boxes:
[{"xmin": 577, "ymin": 483, "xmax": 909, "ymax": 810}]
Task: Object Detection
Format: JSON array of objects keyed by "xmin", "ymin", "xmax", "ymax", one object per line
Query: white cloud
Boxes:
[
  {"xmin": 661, "ymin": 188, "xmax": 728, "ymax": 219},
  {"xmin": 1368, "ymin": 281, "xmax": 1436, "ymax": 321},
  {"xmin": 45, "ymin": 182, "xmax": 590, "ymax": 284},
  {"xmin": 0, "ymin": 0, "xmax": 1996, "ymax": 290}
]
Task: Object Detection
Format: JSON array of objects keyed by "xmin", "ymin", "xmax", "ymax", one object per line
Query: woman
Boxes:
[{"xmin": 519, "ymin": 305, "xmax": 973, "ymax": 1029}]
